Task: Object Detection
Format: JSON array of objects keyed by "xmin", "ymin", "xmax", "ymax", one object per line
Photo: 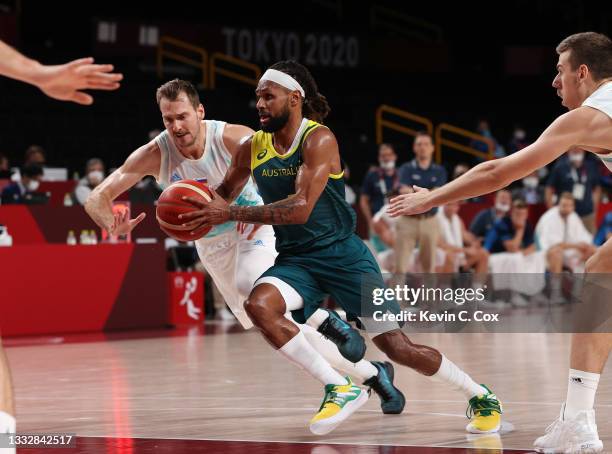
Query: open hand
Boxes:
[
  {"xmin": 110, "ymin": 210, "xmax": 146, "ymax": 236},
  {"xmin": 34, "ymin": 57, "xmax": 123, "ymax": 105},
  {"xmin": 387, "ymin": 186, "xmax": 433, "ymax": 217}
]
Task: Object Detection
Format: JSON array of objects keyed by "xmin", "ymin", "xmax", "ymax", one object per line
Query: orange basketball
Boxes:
[{"xmin": 156, "ymin": 179, "xmax": 213, "ymax": 241}]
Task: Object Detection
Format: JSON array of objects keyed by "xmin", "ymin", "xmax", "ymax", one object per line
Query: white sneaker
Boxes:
[{"xmin": 534, "ymin": 404, "xmax": 603, "ymax": 453}]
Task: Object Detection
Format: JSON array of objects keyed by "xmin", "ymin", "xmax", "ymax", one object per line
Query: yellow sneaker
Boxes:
[
  {"xmin": 309, "ymin": 377, "xmax": 368, "ymax": 435},
  {"xmin": 466, "ymin": 385, "xmax": 502, "ymax": 434}
]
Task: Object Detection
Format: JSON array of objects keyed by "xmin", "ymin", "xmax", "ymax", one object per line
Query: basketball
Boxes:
[{"xmin": 156, "ymin": 179, "xmax": 213, "ymax": 241}]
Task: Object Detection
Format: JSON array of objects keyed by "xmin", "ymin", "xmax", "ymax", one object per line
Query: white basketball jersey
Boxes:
[
  {"xmin": 582, "ymin": 81, "xmax": 612, "ymax": 171},
  {"xmin": 155, "ymin": 119, "xmax": 264, "ymax": 238}
]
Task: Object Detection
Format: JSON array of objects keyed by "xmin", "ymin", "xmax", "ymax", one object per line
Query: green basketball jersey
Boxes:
[{"xmin": 251, "ymin": 118, "xmax": 356, "ymax": 253}]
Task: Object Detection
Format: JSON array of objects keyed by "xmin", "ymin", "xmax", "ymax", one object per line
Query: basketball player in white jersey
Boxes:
[
  {"xmin": 85, "ymin": 78, "xmax": 405, "ymax": 415},
  {"xmin": 389, "ymin": 32, "xmax": 612, "ymax": 453},
  {"xmin": 0, "ymin": 40, "xmax": 122, "ymax": 443}
]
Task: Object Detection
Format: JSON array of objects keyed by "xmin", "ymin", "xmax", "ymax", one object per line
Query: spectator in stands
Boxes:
[
  {"xmin": 0, "ymin": 153, "xmax": 10, "ymax": 179},
  {"xmin": 395, "ymin": 132, "xmax": 447, "ymax": 275},
  {"xmin": 507, "ymin": 125, "xmax": 529, "ymax": 154},
  {"xmin": 484, "ymin": 198, "xmax": 535, "ymax": 254},
  {"xmin": 73, "ymin": 158, "xmax": 105, "ymax": 205},
  {"xmin": 24, "ymin": 145, "xmax": 46, "ymax": 166},
  {"xmin": 469, "ymin": 189, "xmax": 512, "ymax": 241},
  {"xmin": 371, "ymin": 202, "xmax": 446, "ymax": 274},
  {"xmin": 11, "ymin": 145, "xmax": 47, "ymax": 182},
  {"xmin": 536, "ymin": 192, "xmax": 595, "ymax": 274},
  {"xmin": 1, "ymin": 163, "xmax": 43, "ymax": 204},
  {"xmin": 452, "ymin": 163, "xmax": 470, "ymax": 180},
  {"xmin": 485, "ymin": 199, "xmax": 548, "ymax": 306},
  {"xmin": 470, "ymin": 119, "xmax": 505, "ymax": 159},
  {"xmin": 594, "ymin": 212, "xmax": 612, "ymax": 246},
  {"xmin": 360, "ymin": 143, "xmax": 399, "ymax": 250},
  {"xmin": 546, "ymin": 149, "xmax": 601, "ymax": 233},
  {"xmin": 437, "ymin": 201, "xmax": 489, "ymax": 275},
  {"xmin": 512, "ymin": 171, "xmax": 545, "ymax": 204}
]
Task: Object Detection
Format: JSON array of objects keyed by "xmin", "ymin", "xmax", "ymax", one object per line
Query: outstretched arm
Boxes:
[
  {"xmin": 0, "ymin": 40, "xmax": 122, "ymax": 105},
  {"xmin": 388, "ymin": 108, "xmax": 597, "ymax": 216},
  {"xmin": 180, "ymin": 127, "xmax": 337, "ymax": 228},
  {"xmin": 85, "ymin": 141, "xmax": 160, "ymax": 234}
]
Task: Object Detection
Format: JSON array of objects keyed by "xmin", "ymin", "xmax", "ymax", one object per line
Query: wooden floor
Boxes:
[{"xmin": 6, "ymin": 324, "xmax": 612, "ymax": 452}]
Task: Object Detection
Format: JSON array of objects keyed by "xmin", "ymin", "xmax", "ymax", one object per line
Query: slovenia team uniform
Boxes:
[
  {"xmin": 251, "ymin": 118, "xmax": 401, "ymax": 328},
  {"xmin": 583, "ymin": 81, "xmax": 612, "ymax": 170},
  {"xmin": 155, "ymin": 120, "xmax": 277, "ymax": 329}
]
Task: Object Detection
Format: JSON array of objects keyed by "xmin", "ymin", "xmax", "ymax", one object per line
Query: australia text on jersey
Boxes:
[{"xmin": 259, "ymin": 166, "xmax": 299, "ymax": 177}]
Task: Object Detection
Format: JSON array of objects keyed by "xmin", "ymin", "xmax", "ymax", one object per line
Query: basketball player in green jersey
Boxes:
[{"xmin": 180, "ymin": 60, "xmax": 501, "ymax": 435}]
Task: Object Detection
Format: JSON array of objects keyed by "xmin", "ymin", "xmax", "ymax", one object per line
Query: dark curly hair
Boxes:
[{"xmin": 268, "ymin": 60, "xmax": 331, "ymax": 123}]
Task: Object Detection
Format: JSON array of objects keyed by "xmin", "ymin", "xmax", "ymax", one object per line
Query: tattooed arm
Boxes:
[
  {"xmin": 180, "ymin": 127, "xmax": 339, "ymax": 228},
  {"xmin": 229, "ymin": 127, "xmax": 337, "ymax": 224}
]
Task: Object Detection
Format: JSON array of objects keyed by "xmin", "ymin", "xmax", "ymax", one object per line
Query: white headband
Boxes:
[{"xmin": 260, "ymin": 69, "xmax": 305, "ymax": 98}]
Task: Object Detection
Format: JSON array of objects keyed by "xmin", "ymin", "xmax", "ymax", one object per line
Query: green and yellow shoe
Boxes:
[
  {"xmin": 309, "ymin": 377, "xmax": 368, "ymax": 435},
  {"xmin": 466, "ymin": 385, "xmax": 502, "ymax": 434}
]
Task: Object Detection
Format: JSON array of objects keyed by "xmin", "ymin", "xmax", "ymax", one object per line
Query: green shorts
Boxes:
[{"xmin": 259, "ymin": 234, "xmax": 401, "ymax": 326}]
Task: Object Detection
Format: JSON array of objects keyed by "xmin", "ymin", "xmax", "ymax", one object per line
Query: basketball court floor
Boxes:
[{"xmin": 6, "ymin": 322, "xmax": 611, "ymax": 453}]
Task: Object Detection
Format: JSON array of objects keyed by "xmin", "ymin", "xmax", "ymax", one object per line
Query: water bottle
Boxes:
[
  {"xmin": 79, "ymin": 229, "xmax": 89, "ymax": 245},
  {"xmin": 0, "ymin": 225, "xmax": 13, "ymax": 247},
  {"xmin": 63, "ymin": 193, "xmax": 73, "ymax": 206},
  {"xmin": 66, "ymin": 230, "xmax": 77, "ymax": 245}
]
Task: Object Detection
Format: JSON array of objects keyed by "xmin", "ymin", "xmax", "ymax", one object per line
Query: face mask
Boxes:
[
  {"xmin": 87, "ymin": 170, "xmax": 104, "ymax": 185},
  {"xmin": 27, "ymin": 180, "xmax": 40, "ymax": 192},
  {"xmin": 569, "ymin": 153, "xmax": 584, "ymax": 164},
  {"xmin": 495, "ymin": 202, "xmax": 510, "ymax": 213},
  {"xmin": 514, "ymin": 129, "xmax": 526, "ymax": 140},
  {"xmin": 380, "ymin": 161, "xmax": 395, "ymax": 171},
  {"xmin": 523, "ymin": 177, "xmax": 538, "ymax": 189}
]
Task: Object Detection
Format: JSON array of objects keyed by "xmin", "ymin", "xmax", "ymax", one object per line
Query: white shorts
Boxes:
[{"xmin": 195, "ymin": 224, "xmax": 277, "ymax": 329}]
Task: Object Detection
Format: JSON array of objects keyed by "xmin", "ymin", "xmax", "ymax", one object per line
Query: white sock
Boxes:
[
  {"xmin": 0, "ymin": 411, "xmax": 15, "ymax": 433},
  {"xmin": 432, "ymin": 355, "xmax": 487, "ymax": 399},
  {"xmin": 564, "ymin": 369, "xmax": 600, "ymax": 420},
  {"xmin": 299, "ymin": 323, "xmax": 378, "ymax": 383},
  {"xmin": 278, "ymin": 332, "xmax": 348, "ymax": 386},
  {"xmin": 305, "ymin": 309, "xmax": 330, "ymax": 330}
]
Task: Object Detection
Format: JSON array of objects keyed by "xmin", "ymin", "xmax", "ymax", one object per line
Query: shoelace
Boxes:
[
  {"xmin": 368, "ymin": 374, "xmax": 393, "ymax": 401},
  {"xmin": 321, "ymin": 317, "xmax": 349, "ymax": 342},
  {"xmin": 323, "ymin": 389, "xmax": 357, "ymax": 408},
  {"xmin": 544, "ymin": 419, "xmax": 563, "ymax": 434},
  {"xmin": 466, "ymin": 393, "xmax": 502, "ymax": 418}
]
